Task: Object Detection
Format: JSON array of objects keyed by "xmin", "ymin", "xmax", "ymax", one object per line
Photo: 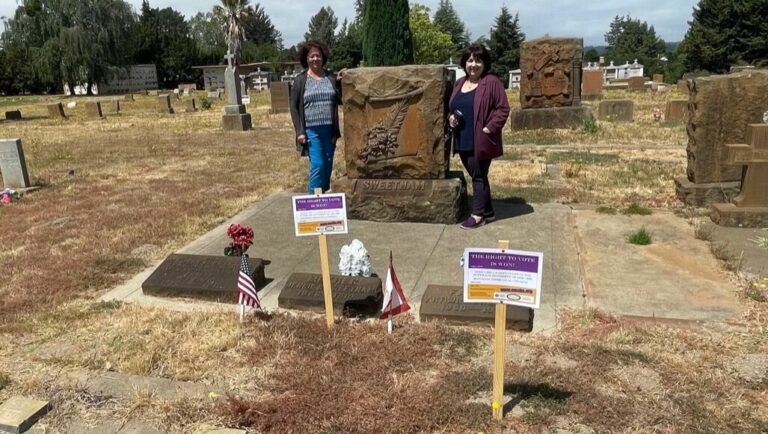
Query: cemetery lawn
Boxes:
[{"xmin": 1, "ymin": 89, "xmax": 766, "ymax": 432}]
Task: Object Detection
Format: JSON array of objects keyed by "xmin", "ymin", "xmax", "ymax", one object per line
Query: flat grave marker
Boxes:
[
  {"xmin": 0, "ymin": 396, "xmax": 50, "ymax": 434},
  {"xmin": 419, "ymin": 285, "xmax": 533, "ymax": 331},
  {"xmin": 278, "ymin": 272, "xmax": 382, "ymax": 316}
]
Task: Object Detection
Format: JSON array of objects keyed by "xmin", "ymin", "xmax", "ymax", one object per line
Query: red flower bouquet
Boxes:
[{"xmin": 224, "ymin": 224, "xmax": 254, "ymax": 257}]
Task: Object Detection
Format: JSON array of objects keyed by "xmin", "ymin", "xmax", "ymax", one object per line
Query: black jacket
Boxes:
[{"xmin": 289, "ymin": 70, "xmax": 342, "ymax": 156}]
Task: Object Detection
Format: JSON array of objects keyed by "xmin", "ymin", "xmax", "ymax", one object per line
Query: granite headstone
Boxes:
[{"xmin": 0, "ymin": 139, "xmax": 31, "ymax": 188}]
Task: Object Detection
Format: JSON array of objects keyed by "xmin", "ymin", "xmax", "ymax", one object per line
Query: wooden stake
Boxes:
[
  {"xmin": 315, "ymin": 188, "xmax": 335, "ymax": 329},
  {"xmin": 492, "ymin": 239, "xmax": 510, "ymax": 421}
]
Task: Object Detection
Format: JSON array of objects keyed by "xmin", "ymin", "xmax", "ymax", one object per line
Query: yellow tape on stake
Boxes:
[{"xmin": 314, "ymin": 188, "xmax": 335, "ymax": 329}]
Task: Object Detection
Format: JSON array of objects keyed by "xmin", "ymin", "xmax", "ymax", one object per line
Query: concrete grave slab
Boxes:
[{"xmin": 0, "ymin": 397, "xmax": 50, "ymax": 434}]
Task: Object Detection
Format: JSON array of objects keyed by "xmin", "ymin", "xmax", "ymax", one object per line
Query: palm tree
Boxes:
[{"xmin": 213, "ymin": 0, "xmax": 251, "ymax": 65}]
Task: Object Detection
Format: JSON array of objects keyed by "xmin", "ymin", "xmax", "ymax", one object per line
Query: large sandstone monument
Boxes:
[
  {"xmin": 510, "ymin": 37, "xmax": 592, "ymax": 130},
  {"xmin": 332, "ymin": 65, "xmax": 467, "ymax": 223},
  {"xmin": 675, "ymin": 70, "xmax": 768, "ymax": 206}
]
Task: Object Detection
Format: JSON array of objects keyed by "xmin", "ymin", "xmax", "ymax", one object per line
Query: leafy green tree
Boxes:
[
  {"xmin": 584, "ymin": 48, "xmax": 600, "ymax": 63},
  {"xmin": 679, "ymin": 0, "xmax": 768, "ymax": 73},
  {"xmin": 409, "ymin": 4, "xmax": 453, "ymax": 64},
  {"xmin": 135, "ymin": 3, "xmax": 198, "ymax": 88},
  {"xmin": 604, "ymin": 15, "xmax": 666, "ymax": 77},
  {"xmin": 433, "ymin": 0, "xmax": 467, "ymax": 50},
  {"xmin": 328, "ymin": 19, "xmax": 363, "ymax": 71},
  {"xmin": 189, "ymin": 12, "xmax": 227, "ymax": 64},
  {"xmin": 305, "ymin": 6, "xmax": 338, "ymax": 48},
  {"xmin": 363, "ymin": 0, "xmax": 414, "ymax": 66},
  {"xmin": 488, "ymin": 6, "xmax": 525, "ymax": 84}
]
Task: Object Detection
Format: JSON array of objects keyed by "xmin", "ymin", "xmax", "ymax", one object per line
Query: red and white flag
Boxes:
[
  {"xmin": 380, "ymin": 254, "xmax": 410, "ymax": 319},
  {"xmin": 237, "ymin": 255, "xmax": 262, "ymax": 310}
]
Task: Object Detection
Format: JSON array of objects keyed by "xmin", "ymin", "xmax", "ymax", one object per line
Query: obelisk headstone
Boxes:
[{"xmin": 221, "ymin": 50, "xmax": 252, "ymax": 131}]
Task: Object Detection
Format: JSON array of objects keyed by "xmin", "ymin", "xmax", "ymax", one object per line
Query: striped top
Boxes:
[{"xmin": 303, "ymin": 75, "xmax": 335, "ymax": 127}]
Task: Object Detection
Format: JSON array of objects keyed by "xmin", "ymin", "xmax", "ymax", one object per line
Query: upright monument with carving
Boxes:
[
  {"xmin": 510, "ymin": 37, "xmax": 593, "ymax": 130},
  {"xmin": 221, "ymin": 51, "xmax": 252, "ymax": 131},
  {"xmin": 331, "ymin": 65, "xmax": 468, "ymax": 223}
]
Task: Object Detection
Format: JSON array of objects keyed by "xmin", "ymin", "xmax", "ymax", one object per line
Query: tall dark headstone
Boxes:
[
  {"xmin": 510, "ymin": 37, "xmax": 592, "ymax": 130},
  {"xmin": 331, "ymin": 65, "xmax": 468, "ymax": 223}
]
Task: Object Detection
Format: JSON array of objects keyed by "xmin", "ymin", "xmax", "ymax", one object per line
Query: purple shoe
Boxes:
[{"xmin": 460, "ymin": 216, "xmax": 485, "ymax": 229}]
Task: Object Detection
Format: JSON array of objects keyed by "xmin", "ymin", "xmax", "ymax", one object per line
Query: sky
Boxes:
[{"xmin": 0, "ymin": 0, "xmax": 700, "ymax": 48}]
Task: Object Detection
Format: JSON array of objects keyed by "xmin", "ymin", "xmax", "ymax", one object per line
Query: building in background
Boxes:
[
  {"xmin": 64, "ymin": 64, "xmax": 158, "ymax": 95},
  {"xmin": 192, "ymin": 62, "xmax": 301, "ymax": 92}
]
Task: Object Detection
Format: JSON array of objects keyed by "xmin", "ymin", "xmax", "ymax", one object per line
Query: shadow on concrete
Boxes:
[
  {"xmin": 502, "ymin": 381, "xmax": 573, "ymax": 414},
  {"xmin": 493, "ymin": 199, "xmax": 536, "ymax": 222}
]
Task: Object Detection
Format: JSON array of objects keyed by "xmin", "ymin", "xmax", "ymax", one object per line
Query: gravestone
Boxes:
[
  {"xmin": 0, "ymin": 139, "xmax": 31, "ymax": 188},
  {"xmin": 110, "ymin": 100, "xmax": 121, "ymax": 113},
  {"xmin": 221, "ymin": 51, "xmax": 252, "ymax": 131},
  {"xmin": 711, "ymin": 124, "xmax": 768, "ymax": 227},
  {"xmin": 5, "ymin": 110, "xmax": 21, "ymax": 120},
  {"xmin": 84, "ymin": 101, "xmax": 103, "ymax": 118},
  {"xmin": 185, "ymin": 98, "xmax": 197, "ymax": 112},
  {"xmin": 278, "ymin": 272, "xmax": 382, "ymax": 316},
  {"xmin": 665, "ymin": 99, "xmax": 688, "ymax": 122},
  {"xmin": 123, "ymin": 94, "xmax": 135, "ymax": 101},
  {"xmin": 419, "ymin": 285, "xmax": 533, "ymax": 331},
  {"xmin": 653, "ymin": 73, "xmax": 664, "ymax": 83},
  {"xmin": 142, "ymin": 254, "xmax": 267, "ymax": 301},
  {"xmin": 510, "ymin": 37, "xmax": 593, "ymax": 130},
  {"xmin": 581, "ymin": 69, "xmax": 603, "ymax": 100},
  {"xmin": 148, "ymin": 90, "xmax": 159, "ymax": 96},
  {"xmin": 674, "ymin": 70, "xmax": 768, "ymax": 206},
  {"xmin": 157, "ymin": 94, "xmax": 174, "ymax": 114},
  {"xmin": 269, "ymin": 81, "xmax": 291, "ymax": 113},
  {"xmin": 207, "ymin": 90, "xmax": 221, "ymax": 99},
  {"xmin": 331, "ymin": 65, "xmax": 468, "ymax": 223},
  {"xmin": 597, "ymin": 99, "xmax": 633, "ymax": 122},
  {"xmin": 46, "ymin": 102, "xmax": 66, "ymax": 119},
  {"xmin": 677, "ymin": 79, "xmax": 689, "ymax": 93},
  {"xmin": 627, "ymin": 76, "xmax": 646, "ymax": 91},
  {"xmin": 0, "ymin": 396, "xmax": 50, "ymax": 434}
]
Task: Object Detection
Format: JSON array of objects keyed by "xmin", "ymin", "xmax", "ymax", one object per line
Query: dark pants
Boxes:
[{"xmin": 459, "ymin": 151, "xmax": 493, "ymax": 216}]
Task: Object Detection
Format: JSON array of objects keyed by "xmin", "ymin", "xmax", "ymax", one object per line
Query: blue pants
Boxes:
[{"xmin": 306, "ymin": 125, "xmax": 335, "ymax": 194}]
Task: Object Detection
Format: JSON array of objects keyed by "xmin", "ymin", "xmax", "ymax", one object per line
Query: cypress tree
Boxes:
[
  {"xmin": 488, "ymin": 6, "xmax": 525, "ymax": 83},
  {"xmin": 362, "ymin": 0, "xmax": 414, "ymax": 66}
]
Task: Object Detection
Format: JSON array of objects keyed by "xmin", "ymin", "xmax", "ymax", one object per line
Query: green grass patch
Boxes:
[
  {"xmin": 621, "ymin": 203, "xmax": 653, "ymax": 215},
  {"xmin": 582, "ymin": 116, "xmax": 600, "ymax": 134},
  {"xmin": 595, "ymin": 206, "xmax": 617, "ymax": 214},
  {"xmin": 628, "ymin": 228, "xmax": 652, "ymax": 245},
  {"xmin": 546, "ymin": 151, "xmax": 619, "ymax": 165},
  {"xmin": 505, "ymin": 131, "xmax": 562, "ymax": 146}
]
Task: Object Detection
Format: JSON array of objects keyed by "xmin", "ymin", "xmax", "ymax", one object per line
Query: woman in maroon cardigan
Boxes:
[{"xmin": 449, "ymin": 43, "xmax": 510, "ymax": 229}]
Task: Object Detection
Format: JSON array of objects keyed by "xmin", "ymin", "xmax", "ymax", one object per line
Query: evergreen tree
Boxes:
[
  {"xmin": 680, "ymin": 0, "xmax": 768, "ymax": 73},
  {"xmin": 305, "ymin": 6, "xmax": 338, "ymax": 48},
  {"xmin": 329, "ymin": 19, "xmax": 363, "ymax": 71},
  {"xmin": 363, "ymin": 0, "xmax": 414, "ymax": 66},
  {"xmin": 603, "ymin": 15, "xmax": 666, "ymax": 77},
  {"xmin": 433, "ymin": 0, "xmax": 467, "ymax": 49},
  {"xmin": 487, "ymin": 6, "xmax": 525, "ymax": 84},
  {"xmin": 242, "ymin": 3, "xmax": 280, "ymax": 46},
  {"xmin": 409, "ymin": 4, "xmax": 453, "ymax": 64},
  {"xmin": 135, "ymin": 3, "xmax": 198, "ymax": 88}
]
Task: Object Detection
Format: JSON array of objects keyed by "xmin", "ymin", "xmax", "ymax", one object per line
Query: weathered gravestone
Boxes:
[
  {"xmin": 677, "ymin": 79, "xmax": 689, "ymax": 94},
  {"xmin": 675, "ymin": 70, "xmax": 768, "ymax": 206},
  {"xmin": 653, "ymin": 74, "xmax": 664, "ymax": 83},
  {"xmin": 207, "ymin": 90, "xmax": 221, "ymax": 99},
  {"xmin": 419, "ymin": 285, "xmax": 533, "ymax": 331},
  {"xmin": 269, "ymin": 81, "xmax": 291, "ymax": 114},
  {"xmin": 185, "ymin": 98, "xmax": 197, "ymax": 112},
  {"xmin": 142, "ymin": 254, "xmax": 267, "ymax": 302},
  {"xmin": 5, "ymin": 110, "xmax": 21, "ymax": 120},
  {"xmin": 0, "ymin": 396, "xmax": 50, "ymax": 434},
  {"xmin": 0, "ymin": 139, "xmax": 31, "ymax": 188},
  {"xmin": 581, "ymin": 69, "xmax": 603, "ymax": 100},
  {"xmin": 597, "ymin": 99, "xmax": 634, "ymax": 122},
  {"xmin": 110, "ymin": 100, "xmax": 121, "ymax": 113},
  {"xmin": 665, "ymin": 99, "xmax": 688, "ymax": 122},
  {"xmin": 123, "ymin": 94, "xmax": 135, "ymax": 101},
  {"xmin": 85, "ymin": 101, "xmax": 103, "ymax": 118},
  {"xmin": 278, "ymin": 272, "xmax": 382, "ymax": 316},
  {"xmin": 711, "ymin": 124, "xmax": 768, "ymax": 227},
  {"xmin": 148, "ymin": 90, "xmax": 160, "ymax": 96},
  {"xmin": 510, "ymin": 37, "xmax": 592, "ymax": 130},
  {"xmin": 157, "ymin": 94, "xmax": 174, "ymax": 114},
  {"xmin": 221, "ymin": 52, "xmax": 252, "ymax": 131},
  {"xmin": 627, "ymin": 76, "xmax": 646, "ymax": 91},
  {"xmin": 331, "ymin": 65, "xmax": 468, "ymax": 223},
  {"xmin": 46, "ymin": 102, "xmax": 66, "ymax": 119}
]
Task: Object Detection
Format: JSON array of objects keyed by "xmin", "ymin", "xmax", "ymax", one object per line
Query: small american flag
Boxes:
[{"xmin": 237, "ymin": 255, "xmax": 261, "ymax": 310}]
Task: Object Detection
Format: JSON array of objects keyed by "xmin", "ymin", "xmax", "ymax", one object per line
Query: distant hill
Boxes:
[{"xmin": 585, "ymin": 42, "xmax": 681, "ymax": 56}]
